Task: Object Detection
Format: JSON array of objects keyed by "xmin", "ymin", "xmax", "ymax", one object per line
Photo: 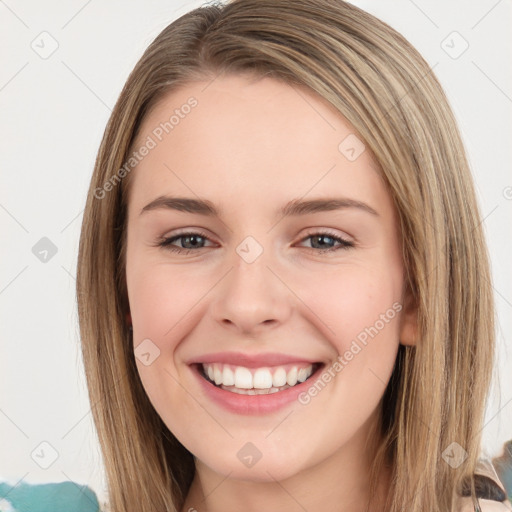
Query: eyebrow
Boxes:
[{"xmin": 139, "ymin": 195, "xmax": 379, "ymax": 218}]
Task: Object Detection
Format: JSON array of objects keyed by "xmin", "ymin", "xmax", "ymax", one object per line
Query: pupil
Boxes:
[
  {"xmin": 184, "ymin": 235, "xmax": 202, "ymax": 248},
  {"xmin": 314, "ymin": 235, "xmax": 333, "ymax": 249}
]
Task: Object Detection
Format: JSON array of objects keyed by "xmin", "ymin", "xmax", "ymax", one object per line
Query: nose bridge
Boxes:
[{"xmin": 211, "ymin": 234, "xmax": 291, "ymax": 333}]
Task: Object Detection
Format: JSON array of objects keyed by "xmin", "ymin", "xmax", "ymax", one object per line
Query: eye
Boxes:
[
  {"xmin": 297, "ymin": 229, "xmax": 354, "ymax": 253},
  {"xmin": 155, "ymin": 230, "xmax": 214, "ymax": 254},
  {"xmin": 155, "ymin": 229, "xmax": 354, "ymax": 254}
]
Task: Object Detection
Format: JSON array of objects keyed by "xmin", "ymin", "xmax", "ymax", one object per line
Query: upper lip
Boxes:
[{"xmin": 187, "ymin": 352, "xmax": 321, "ymax": 368}]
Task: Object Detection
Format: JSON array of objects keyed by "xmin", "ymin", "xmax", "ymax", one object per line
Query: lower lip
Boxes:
[{"xmin": 190, "ymin": 363, "xmax": 324, "ymax": 415}]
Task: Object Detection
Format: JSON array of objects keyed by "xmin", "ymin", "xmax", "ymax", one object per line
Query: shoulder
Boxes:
[
  {"xmin": 455, "ymin": 458, "xmax": 512, "ymax": 512},
  {"xmin": 0, "ymin": 480, "xmax": 100, "ymax": 512},
  {"xmin": 457, "ymin": 496, "xmax": 511, "ymax": 511}
]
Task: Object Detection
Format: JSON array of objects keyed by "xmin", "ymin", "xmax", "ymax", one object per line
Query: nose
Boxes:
[{"xmin": 210, "ymin": 245, "xmax": 293, "ymax": 336}]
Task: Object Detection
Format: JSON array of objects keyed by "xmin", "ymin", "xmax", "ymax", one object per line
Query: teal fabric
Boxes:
[
  {"xmin": 0, "ymin": 481, "xmax": 100, "ymax": 512},
  {"xmin": 493, "ymin": 440, "xmax": 512, "ymax": 502}
]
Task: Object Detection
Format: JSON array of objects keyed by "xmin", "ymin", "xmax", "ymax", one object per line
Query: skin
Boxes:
[{"xmin": 125, "ymin": 73, "xmax": 418, "ymax": 512}]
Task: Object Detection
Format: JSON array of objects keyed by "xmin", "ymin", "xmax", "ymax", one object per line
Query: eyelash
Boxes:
[{"xmin": 155, "ymin": 229, "xmax": 354, "ymax": 254}]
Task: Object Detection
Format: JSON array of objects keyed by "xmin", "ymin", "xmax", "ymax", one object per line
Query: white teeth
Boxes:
[
  {"xmin": 201, "ymin": 362, "xmax": 315, "ymax": 391},
  {"xmin": 222, "ymin": 366, "xmax": 235, "ymax": 386},
  {"xmin": 297, "ymin": 368, "xmax": 309, "ymax": 383},
  {"xmin": 253, "ymin": 368, "xmax": 273, "ymax": 389},
  {"xmin": 234, "ymin": 366, "xmax": 253, "ymax": 389},
  {"xmin": 214, "ymin": 365, "xmax": 223, "ymax": 385},
  {"xmin": 272, "ymin": 367, "xmax": 287, "ymax": 387},
  {"xmin": 287, "ymin": 367, "xmax": 298, "ymax": 386}
]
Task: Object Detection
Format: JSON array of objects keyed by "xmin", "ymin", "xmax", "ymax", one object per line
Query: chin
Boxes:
[{"xmin": 198, "ymin": 443, "xmax": 311, "ymax": 483}]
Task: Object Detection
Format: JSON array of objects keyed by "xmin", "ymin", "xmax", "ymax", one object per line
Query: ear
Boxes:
[
  {"xmin": 399, "ymin": 285, "xmax": 418, "ymax": 346},
  {"xmin": 125, "ymin": 311, "xmax": 132, "ymax": 327}
]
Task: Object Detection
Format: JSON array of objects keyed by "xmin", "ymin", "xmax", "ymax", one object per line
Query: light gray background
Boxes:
[{"xmin": 1, "ymin": 0, "xmax": 511, "ymax": 504}]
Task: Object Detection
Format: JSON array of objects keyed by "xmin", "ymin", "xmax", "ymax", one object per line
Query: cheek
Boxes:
[
  {"xmin": 293, "ymin": 262, "xmax": 403, "ymax": 406},
  {"xmin": 126, "ymin": 259, "xmax": 208, "ymax": 421},
  {"xmin": 126, "ymin": 256, "xmax": 221, "ymax": 404},
  {"xmin": 127, "ymin": 259, "xmax": 208, "ymax": 341},
  {"xmin": 297, "ymin": 263, "xmax": 402, "ymax": 348}
]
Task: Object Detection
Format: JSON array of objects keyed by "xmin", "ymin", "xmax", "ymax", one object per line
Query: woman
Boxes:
[{"xmin": 76, "ymin": 0, "xmax": 510, "ymax": 510}]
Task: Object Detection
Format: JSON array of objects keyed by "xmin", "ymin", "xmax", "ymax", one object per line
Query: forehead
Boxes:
[{"xmin": 127, "ymin": 73, "xmax": 389, "ymax": 221}]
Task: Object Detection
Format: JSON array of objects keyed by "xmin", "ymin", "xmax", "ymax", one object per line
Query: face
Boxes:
[{"xmin": 125, "ymin": 73, "xmax": 415, "ymax": 483}]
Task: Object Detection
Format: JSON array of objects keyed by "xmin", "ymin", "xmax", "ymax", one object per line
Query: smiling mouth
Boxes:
[{"xmin": 196, "ymin": 362, "xmax": 323, "ymax": 395}]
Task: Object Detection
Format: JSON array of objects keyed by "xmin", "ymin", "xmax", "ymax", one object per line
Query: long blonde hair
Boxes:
[{"xmin": 76, "ymin": 1, "xmax": 495, "ymax": 510}]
